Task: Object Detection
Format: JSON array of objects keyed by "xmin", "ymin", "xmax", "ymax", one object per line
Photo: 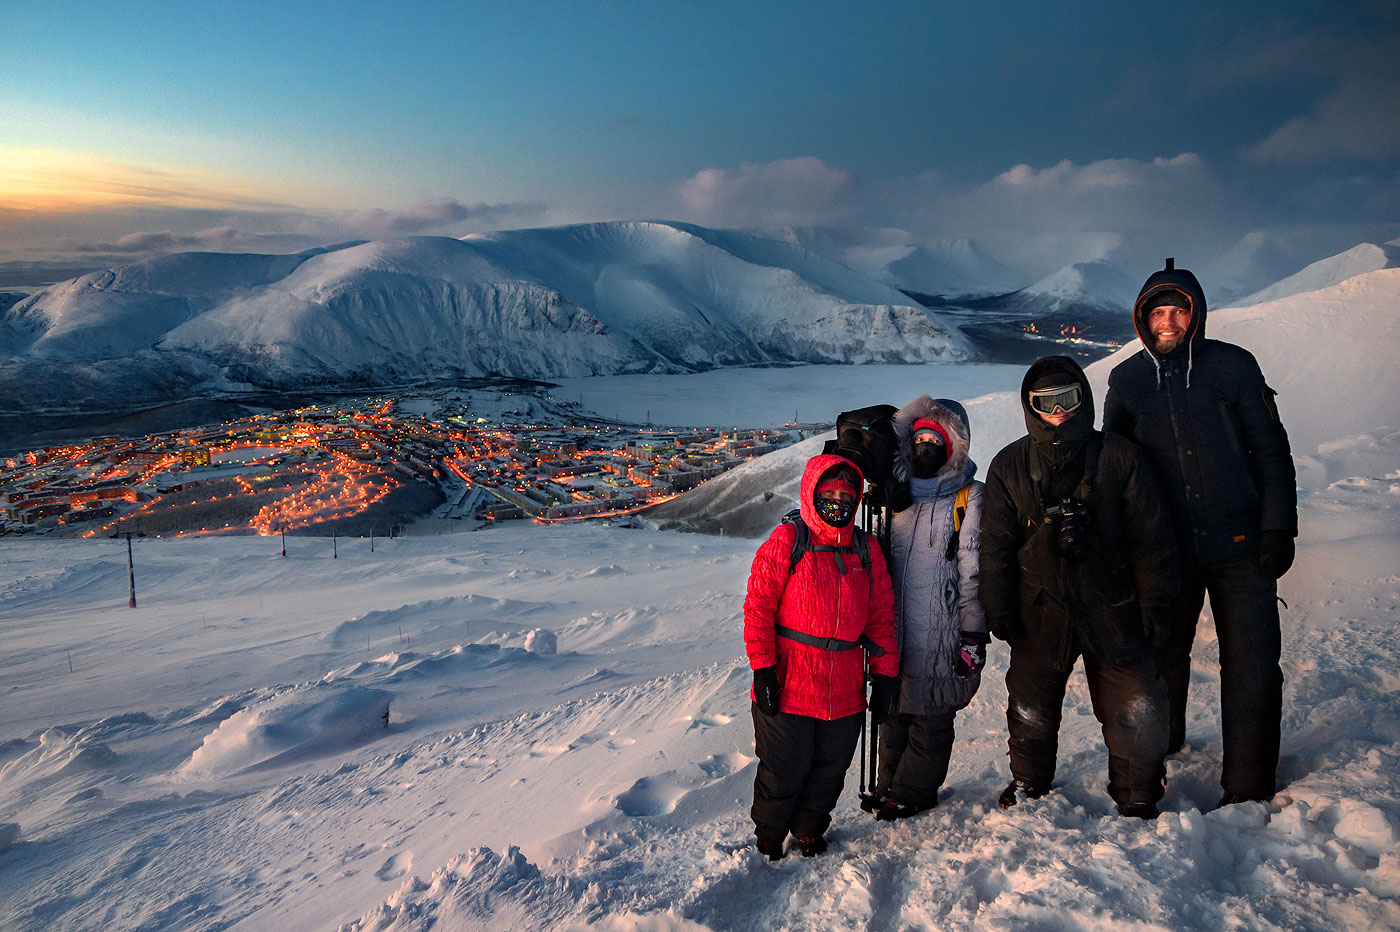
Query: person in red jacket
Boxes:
[{"xmin": 744, "ymin": 453, "xmax": 899, "ymax": 860}]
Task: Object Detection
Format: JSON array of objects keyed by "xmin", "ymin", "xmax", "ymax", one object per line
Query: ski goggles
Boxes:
[{"xmin": 1027, "ymin": 383, "xmax": 1083, "ymax": 415}]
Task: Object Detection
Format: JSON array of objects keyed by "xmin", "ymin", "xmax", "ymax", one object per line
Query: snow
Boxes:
[
  {"xmin": 1022, "ymin": 257, "xmax": 1138, "ymax": 308},
  {"xmin": 2, "ymin": 260, "xmax": 1400, "ymax": 931},
  {"xmin": 180, "ymin": 685, "xmax": 392, "ymax": 776},
  {"xmin": 1230, "ymin": 241, "xmax": 1400, "ymax": 307},
  {"xmin": 2, "ymin": 223, "xmax": 967, "ymax": 406}
]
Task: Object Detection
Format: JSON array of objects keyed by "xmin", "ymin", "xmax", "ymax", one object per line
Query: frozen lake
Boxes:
[{"xmin": 551, "ymin": 362, "xmax": 1026, "ymax": 428}]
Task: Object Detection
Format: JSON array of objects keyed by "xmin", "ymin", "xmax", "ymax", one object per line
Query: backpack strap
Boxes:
[
  {"xmin": 774, "ymin": 623, "xmax": 886, "ymax": 657},
  {"xmin": 788, "ymin": 519, "xmax": 874, "ymax": 600},
  {"xmin": 777, "ymin": 516, "xmax": 882, "ymax": 656},
  {"xmin": 944, "ymin": 483, "xmax": 972, "ymax": 561},
  {"xmin": 787, "ymin": 514, "xmax": 811, "ymax": 576}
]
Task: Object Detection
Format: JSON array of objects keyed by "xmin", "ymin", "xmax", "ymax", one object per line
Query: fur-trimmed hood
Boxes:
[{"xmin": 892, "ymin": 395, "xmax": 976, "ymax": 489}]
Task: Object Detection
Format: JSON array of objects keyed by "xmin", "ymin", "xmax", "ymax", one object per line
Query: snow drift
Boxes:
[{"xmin": 181, "ymin": 684, "xmax": 391, "ymax": 776}]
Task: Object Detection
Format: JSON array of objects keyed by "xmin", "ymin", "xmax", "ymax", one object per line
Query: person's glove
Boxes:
[
  {"xmin": 1259, "ymin": 529, "xmax": 1295, "ymax": 579},
  {"xmin": 955, "ymin": 631, "xmax": 989, "ymax": 679},
  {"xmin": 753, "ymin": 665, "xmax": 781, "ymax": 716},
  {"xmin": 868, "ymin": 674, "xmax": 899, "ymax": 725}
]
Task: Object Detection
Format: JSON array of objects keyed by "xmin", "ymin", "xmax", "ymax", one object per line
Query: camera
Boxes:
[{"xmin": 1043, "ymin": 498, "xmax": 1091, "ymax": 563}]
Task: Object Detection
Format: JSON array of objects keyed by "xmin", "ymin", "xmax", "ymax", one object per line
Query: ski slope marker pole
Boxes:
[{"xmin": 126, "ymin": 533, "xmax": 136, "ymax": 608}]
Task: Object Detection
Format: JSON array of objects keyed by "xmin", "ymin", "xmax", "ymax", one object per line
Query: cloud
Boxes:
[
  {"xmin": 883, "ymin": 154, "xmax": 1229, "ymax": 276},
  {"xmin": 7, "ymin": 197, "xmax": 550, "ymax": 265},
  {"xmin": 679, "ymin": 157, "xmax": 853, "ymax": 225},
  {"xmin": 991, "ymin": 154, "xmax": 1206, "ymax": 192},
  {"xmin": 1248, "ymin": 74, "xmax": 1400, "ymax": 164},
  {"xmin": 68, "ymin": 227, "xmax": 309, "ymax": 255},
  {"xmin": 338, "ymin": 198, "xmax": 545, "ymax": 236}
]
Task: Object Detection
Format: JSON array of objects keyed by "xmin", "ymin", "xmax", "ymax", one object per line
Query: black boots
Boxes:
[
  {"xmin": 756, "ymin": 832, "xmax": 826, "ymax": 859},
  {"xmin": 874, "ymin": 794, "xmax": 934, "ymax": 821},
  {"xmin": 997, "ymin": 779, "xmax": 1048, "ymax": 810},
  {"xmin": 755, "ymin": 832, "xmax": 785, "ymax": 861},
  {"xmin": 1117, "ymin": 802, "xmax": 1160, "ymax": 820}
]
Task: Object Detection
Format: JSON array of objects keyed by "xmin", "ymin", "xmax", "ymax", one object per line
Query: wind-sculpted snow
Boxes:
[
  {"xmin": 181, "ymin": 684, "xmax": 391, "ymax": 776},
  {"xmin": 1, "ymin": 222, "xmax": 968, "ymax": 412}
]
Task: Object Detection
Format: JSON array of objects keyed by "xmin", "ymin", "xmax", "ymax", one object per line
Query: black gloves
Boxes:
[
  {"xmin": 753, "ymin": 665, "xmax": 781, "ymax": 716},
  {"xmin": 1259, "ymin": 529, "xmax": 1295, "ymax": 579},
  {"xmin": 869, "ymin": 674, "xmax": 899, "ymax": 725},
  {"xmin": 955, "ymin": 631, "xmax": 989, "ymax": 679}
]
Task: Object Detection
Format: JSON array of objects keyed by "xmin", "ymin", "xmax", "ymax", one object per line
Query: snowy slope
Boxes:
[
  {"xmin": 2, "ymin": 456, "xmax": 1398, "ymax": 931},
  {"xmin": 1, "ymin": 222, "xmax": 967, "ymax": 412},
  {"xmin": 1230, "ymin": 241, "xmax": 1400, "ymax": 307},
  {"xmin": 1200, "ymin": 225, "xmax": 1400, "ymax": 305}
]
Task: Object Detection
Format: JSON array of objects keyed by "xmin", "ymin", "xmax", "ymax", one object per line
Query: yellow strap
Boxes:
[{"xmin": 953, "ymin": 484, "xmax": 971, "ymax": 531}]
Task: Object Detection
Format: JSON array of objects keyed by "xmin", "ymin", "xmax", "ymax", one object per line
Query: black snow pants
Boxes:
[
  {"xmin": 751, "ymin": 705, "xmax": 863, "ymax": 841},
  {"xmin": 875, "ymin": 711, "xmax": 956, "ymax": 809},
  {"xmin": 1005, "ymin": 631, "xmax": 1168, "ymax": 809},
  {"xmin": 1159, "ymin": 556, "xmax": 1283, "ymax": 799}
]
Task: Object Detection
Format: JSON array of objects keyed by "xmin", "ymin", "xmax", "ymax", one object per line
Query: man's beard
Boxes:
[{"xmin": 1155, "ymin": 334, "xmax": 1183, "ymax": 354}]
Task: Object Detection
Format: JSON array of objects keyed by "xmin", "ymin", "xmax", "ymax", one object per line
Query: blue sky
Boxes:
[{"xmin": 2, "ymin": 0, "xmax": 1396, "ymax": 276}]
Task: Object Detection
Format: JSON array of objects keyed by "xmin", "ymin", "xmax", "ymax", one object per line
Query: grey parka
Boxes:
[{"xmin": 888, "ymin": 396, "xmax": 988, "ymax": 715}]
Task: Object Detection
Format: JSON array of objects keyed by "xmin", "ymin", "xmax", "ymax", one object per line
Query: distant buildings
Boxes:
[{"xmin": 0, "ymin": 393, "xmax": 800, "ymax": 535}]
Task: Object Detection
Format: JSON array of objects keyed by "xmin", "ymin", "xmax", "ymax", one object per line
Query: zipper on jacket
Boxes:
[
  {"xmin": 1162, "ymin": 369, "xmax": 1198, "ymax": 555},
  {"xmin": 828, "ymin": 551, "xmax": 840, "ymax": 716}
]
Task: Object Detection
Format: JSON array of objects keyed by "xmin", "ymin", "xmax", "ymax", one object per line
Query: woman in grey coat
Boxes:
[{"xmin": 868, "ymin": 395, "xmax": 990, "ymax": 820}]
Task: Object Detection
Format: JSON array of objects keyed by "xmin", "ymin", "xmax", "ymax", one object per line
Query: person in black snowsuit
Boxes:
[
  {"xmin": 1104, "ymin": 259, "xmax": 1297, "ymax": 806},
  {"xmin": 980, "ymin": 355, "xmax": 1177, "ymax": 818}
]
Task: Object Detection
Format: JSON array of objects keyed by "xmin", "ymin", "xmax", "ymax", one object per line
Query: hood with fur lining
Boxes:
[{"xmin": 892, "ymin": 395, "xmax": 975, "ymax": 488}]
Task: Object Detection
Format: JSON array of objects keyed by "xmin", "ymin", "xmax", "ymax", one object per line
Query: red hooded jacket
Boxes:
[{"xmin": 743, "ymin": 453, "xmax": 899, "ymax": 720}]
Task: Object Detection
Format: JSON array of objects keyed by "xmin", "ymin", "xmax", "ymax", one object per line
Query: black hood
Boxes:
[
  {"xmin": 1021, "ymin": 354, "xmax": 1094, "ymax": 450},
  {"xmin": 1133, "ymin": 257, "xmax": 1208, "ymax": 359}
]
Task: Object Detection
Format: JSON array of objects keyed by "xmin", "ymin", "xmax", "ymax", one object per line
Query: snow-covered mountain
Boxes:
[
  {"xmin": 756, "ymin": 226, "xmax": 1026, "ymax": 296},
  {"xmin": 1229, "ymin": 239, "xmax": 1400, "ymax": 307},
  {"xmin": 1018, "ymin": 258, "xmax": 1139, "ymax": 311},
  {"xmin": 0, "ymin": 221, "xmax": 967, "ymax": 416},
  {"xmin": 1200, "ymin": 225, "xmax": 1400, "ymax": 304},
  {"xmin": 914, "ymin": 258, "xmax": 1142, "ymax": 360}
]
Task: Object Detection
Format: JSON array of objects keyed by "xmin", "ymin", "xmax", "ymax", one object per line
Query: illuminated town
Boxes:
[
  {"xmin": 1020, "ymin": 320, "xmax": 1123, "ymax": 352},
  {"xmin": 0, "ymin": 387, "xmax": 801, "ymax": 538}
]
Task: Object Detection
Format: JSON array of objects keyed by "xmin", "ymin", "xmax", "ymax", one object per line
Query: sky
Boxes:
[{"xmin": 2, "ymin": 0, "xmax": 1398, "ymax": 281}]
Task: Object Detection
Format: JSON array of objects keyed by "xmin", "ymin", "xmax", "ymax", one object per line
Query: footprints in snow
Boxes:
[
  {"xmin": 376, "ymin": 851, "xmax": 414, "ymax": 881},
  {"xmin": 527, "ymin": 729, "xmax": 638, "ymax": 758},
  {"xmin": 614, "ymin": 751, "xmax": 754, "ymax": 818}
]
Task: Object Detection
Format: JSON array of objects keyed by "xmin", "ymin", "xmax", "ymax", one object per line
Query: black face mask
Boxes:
[
  {"xmin": 815, "ymin": 496, "xmax": 856, "ymax": 527},
  {"xmin": 911, "ymin": 444, "xmax": 947, "ymax": 478}
]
